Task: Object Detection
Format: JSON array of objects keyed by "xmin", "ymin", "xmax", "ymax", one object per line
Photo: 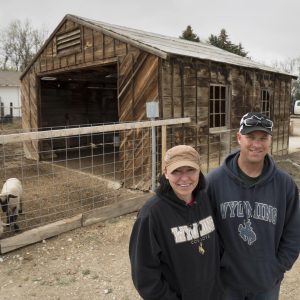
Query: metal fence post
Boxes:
[
  {"xmin": 146, "ymin": 101, "xmax": 159, "ymax": 192},
  {"xmin": 151, "ymin": 120, "xmax": 156, "ymax": 192}
]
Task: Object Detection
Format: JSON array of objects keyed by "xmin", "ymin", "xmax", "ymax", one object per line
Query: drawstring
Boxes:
[{"xmin": 187, "ymin": 192, "xmax": 206, "ymax": 255}]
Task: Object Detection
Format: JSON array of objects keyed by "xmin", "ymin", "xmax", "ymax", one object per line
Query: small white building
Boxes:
[{"xmin": 0, "ymin": 71, "xmax": 22, "ymax": 119}]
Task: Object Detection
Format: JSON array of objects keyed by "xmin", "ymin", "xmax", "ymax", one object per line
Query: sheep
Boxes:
[{"xmin": 0, "ymin": 178, "xmax": 23, "ymax": 232}]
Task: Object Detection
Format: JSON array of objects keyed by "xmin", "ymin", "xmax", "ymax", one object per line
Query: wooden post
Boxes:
[
  {"xmin": 161, "ymin": 125, "xmax": 166, "ymax": 172},
  {"xmin": 290, "ymin": 120, "xmax": 294, "ymax": 136}
]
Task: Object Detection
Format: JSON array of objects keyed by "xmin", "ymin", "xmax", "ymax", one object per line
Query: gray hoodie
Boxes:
[{"xmin": 206, "ymin": 151, "xmax": 300, "ymax": 293}]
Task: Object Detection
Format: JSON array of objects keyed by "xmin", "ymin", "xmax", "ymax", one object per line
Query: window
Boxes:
[
  {"xmin": 261, "ymin": 89, "xmax": 270, "ymax": 117},
  {"xmin": 209, "ymin": 85, "xmax": 227, "ymax": 128}
]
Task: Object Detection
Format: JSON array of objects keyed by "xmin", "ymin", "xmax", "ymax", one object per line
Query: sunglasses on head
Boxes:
[{"xmin": 240, "ymin": 115, "xmax": 273, "ymax": 129}]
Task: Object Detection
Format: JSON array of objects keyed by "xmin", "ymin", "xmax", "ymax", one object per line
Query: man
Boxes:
[{"xmin": 206, "ymin": 112, "xmax": 300, "ymax": 300}]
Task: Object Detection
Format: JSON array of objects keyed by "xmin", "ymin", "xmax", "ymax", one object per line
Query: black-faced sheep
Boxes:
[{"xmin": 0, "ymin": 178, "xmax": 23, "ymax": 232}]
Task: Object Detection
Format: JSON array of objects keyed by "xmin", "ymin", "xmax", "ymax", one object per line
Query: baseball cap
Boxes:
[
  {"xmin": 164, "ymin": 145, "xmax": 201, "ymax": 173},
  {"xmin": 239, "ymin": 112, "xmax": 273, "ymax": 135}
]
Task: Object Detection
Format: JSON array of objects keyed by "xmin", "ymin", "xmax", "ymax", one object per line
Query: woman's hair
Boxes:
[{"xmin": 156, "ymin": 171, "xmax": 206, "ymax": 195}]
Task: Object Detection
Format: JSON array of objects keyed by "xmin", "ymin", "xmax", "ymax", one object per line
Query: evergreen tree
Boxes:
[
  {"xmin": 208, "ymin": 28, "xmax": 248, "ymax": 57},
  {"xmin": 179, "ymin": 25, "xmax": 200, "ymax": 42}
]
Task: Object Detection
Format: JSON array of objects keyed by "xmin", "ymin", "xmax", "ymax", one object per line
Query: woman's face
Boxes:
[{"xmin": 164, "ymin": 166, "xmax": 200, "ymax": 203}]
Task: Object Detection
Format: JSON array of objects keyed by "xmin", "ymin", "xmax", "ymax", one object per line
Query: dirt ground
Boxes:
[{"xmin": 0, "ymin": 152, "xmax": 299, "ymax": 299}]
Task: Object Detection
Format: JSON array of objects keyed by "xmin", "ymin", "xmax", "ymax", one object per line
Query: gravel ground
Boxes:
[{"xmin": 0, "ymin": 213, "xmax": 140, "ymax": 300}]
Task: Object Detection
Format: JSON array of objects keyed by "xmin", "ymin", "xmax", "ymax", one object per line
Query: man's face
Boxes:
[{"xmin": 237, "ymin": 130, "xmax": 272, "ymax": 164}]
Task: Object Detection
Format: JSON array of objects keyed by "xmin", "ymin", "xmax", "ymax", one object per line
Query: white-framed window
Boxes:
[
  {"xmin": 261, "ymin": 89, "xmax": 270, "ymax": 117},
  {"xmin": 209, "ymin": 84, "xmax": 228, "ymax": 129}
]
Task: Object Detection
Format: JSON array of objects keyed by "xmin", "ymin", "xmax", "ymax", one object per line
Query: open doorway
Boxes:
[
  {"xmin": 40, "ymin": 64, "xmax": 118, "ymax": 128},
  {"xmin": 39, "ymin": 64, "xmax": 118, "ymax": 148},
  {"xmin": 38, "ymin": 64, "xmax": 121, "ymax": 180}
]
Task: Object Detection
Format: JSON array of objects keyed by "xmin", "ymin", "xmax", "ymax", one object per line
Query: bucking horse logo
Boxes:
[{"xmin": 238, "ymin": 219, "xmax": 256, "ymax": 245}]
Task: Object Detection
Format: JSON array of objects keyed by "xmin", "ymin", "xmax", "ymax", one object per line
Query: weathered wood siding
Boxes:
[
  {"xmin": 161, "ymin": 58, "xmax": 291, "ymax": 172},
  {"xmin": 21, "ymin": 69, "xmax": 40, "ymax": 160},
  {"xmin": 27, "ymin": 20, "xmax": 126, "ymax": 77},
  {"xmin": 272, "ymin": 78, "xmax": 291, "ymax": 154},
  {"xmin": 118, "ymin": 49, "xmax": 159, "ymax": 189}
]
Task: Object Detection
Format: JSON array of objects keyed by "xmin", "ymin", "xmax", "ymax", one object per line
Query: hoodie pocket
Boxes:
[
  {"xmin": 220, "ymin": 251, "xmax": 284, "ymax": 292},
  {"xmin": 272, "ymin": 258, "xmax": 286, "ymax": 276}
]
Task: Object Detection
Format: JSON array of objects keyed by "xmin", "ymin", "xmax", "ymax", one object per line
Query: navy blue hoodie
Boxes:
[
  {"xmin": 206, "ymin": 151, "xmax": 300, "ymax": 293},
  {"xmin": 129, "ymin": 188, "xmax": 221, "ymax": 300}
]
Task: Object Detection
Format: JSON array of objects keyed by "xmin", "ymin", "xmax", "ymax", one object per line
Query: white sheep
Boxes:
[{"xmin": 0, "ymin": 178, "xmax": 23, "ymax": 232}]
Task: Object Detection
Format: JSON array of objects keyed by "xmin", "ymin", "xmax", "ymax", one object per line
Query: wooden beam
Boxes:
[
  {"xmin": 83, "ymin": 193, "xmax": 152, "ymax": 226},
  {"xmin": 161, "ymin": 125, "xmax": 167, "ymax": 172},
  {"xmin": 36, "ymin": 57, "xmax": 118, "ymax": 77},
  {"xmin": 0, "ymin": 214, "xmax": 82, "ymax": 254},
  {"xmin": 0, "ymin": 118, "xmax": 191, "ymax": 144}
]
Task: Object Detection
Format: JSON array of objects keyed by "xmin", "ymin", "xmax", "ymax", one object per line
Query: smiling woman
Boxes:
[
  {"xmin": 163, "ymin": 146, "xmax": 201, "ymax": 203},
  {"xmin": 165, "ymin": 166, "xmax": 200, "ymax": 203},
  {"xmin": 129, "ymin": 145, "xmax": 222, "ymax": 300}
]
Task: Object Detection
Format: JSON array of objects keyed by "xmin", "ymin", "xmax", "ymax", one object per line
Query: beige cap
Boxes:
[{"xmin": 164, "ymin": 145, "xmax": 201, "ymax": 173}]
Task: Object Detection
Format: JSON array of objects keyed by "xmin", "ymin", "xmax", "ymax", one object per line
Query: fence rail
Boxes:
[{"xmin": 0, "ymin": 118, "xmax": 190, "ymax": 144}]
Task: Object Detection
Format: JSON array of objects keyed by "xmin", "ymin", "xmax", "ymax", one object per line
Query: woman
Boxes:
[{"xmin": 129, "ymin": 145, "xmax": 221, "ymax": 299}]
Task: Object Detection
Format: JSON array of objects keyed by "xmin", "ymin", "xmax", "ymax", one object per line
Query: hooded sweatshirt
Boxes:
[
  {"xmin": 206, "ymin": 151, "xmax": 300, "ymax": 293},
  {"xmin": 129, "ymin": 188, "xmax": 221, "ymax": 300}
]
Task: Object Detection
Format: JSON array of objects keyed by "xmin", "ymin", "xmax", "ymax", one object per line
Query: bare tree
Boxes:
[
  {"xmin": 0, "ymin": 19, "xmax": 48, "ymax": 71},
  {"xmin": 271, "ymin": 57, "xmax": 300, "ymax": 100}
]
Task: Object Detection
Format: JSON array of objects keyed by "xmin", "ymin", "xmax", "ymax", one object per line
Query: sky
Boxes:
[{"xmin": 0, "ymin": 0, "xmax": 299, "ymax": 66}]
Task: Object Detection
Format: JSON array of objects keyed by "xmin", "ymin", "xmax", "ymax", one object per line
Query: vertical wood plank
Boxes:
[{"xmin": 161, "ymin": 125, "xmax": 166, "ymax": 172}]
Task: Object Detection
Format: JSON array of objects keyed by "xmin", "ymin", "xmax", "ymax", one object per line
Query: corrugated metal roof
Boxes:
[
  {"xmin": 0, "ymin": 71, "xmax": 21, "ymax": 87},
  {"xmin": 70, "ymin": 15, "xmax": 295, "ymax": 77}
]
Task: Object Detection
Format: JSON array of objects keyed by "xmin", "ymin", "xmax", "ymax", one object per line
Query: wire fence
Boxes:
[{"xmin": 0, "ymin": 118, "xmax": 194, "ymax": 243}]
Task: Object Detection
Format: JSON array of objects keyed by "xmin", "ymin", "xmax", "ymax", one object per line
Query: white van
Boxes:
[{"xmin": 294, "ymin": 100, "xmax": 300, "ymax": 115}]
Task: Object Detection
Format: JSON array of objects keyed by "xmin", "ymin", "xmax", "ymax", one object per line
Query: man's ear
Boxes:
[{"xmin": 237, "ymin": 132, "xmax": 241, "ymax": 144}]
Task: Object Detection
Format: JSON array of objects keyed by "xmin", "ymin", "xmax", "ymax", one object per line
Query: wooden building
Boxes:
[{"xmin": 20, "ymin": 14, "xmax": 296, "ymax": 184}]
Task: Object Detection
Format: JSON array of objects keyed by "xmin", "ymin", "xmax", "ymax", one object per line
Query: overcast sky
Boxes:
[{"xmin": 0, "ymin": 0, "xmax": 299, "ymax": 65}]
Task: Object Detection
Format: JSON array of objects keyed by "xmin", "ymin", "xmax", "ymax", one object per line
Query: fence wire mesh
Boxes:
[{"xmin": 0, "ymin": 120, "xmax": 156, "ymax": 237}]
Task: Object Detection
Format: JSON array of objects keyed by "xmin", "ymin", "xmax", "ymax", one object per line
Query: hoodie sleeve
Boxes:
[
  {"xmin": 129, "ymin": 213, "xmax": 180, "ymax": 300},
  {"xmin": 277, "ymin": 181, "xmax": 300, "ymax": 271}
]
